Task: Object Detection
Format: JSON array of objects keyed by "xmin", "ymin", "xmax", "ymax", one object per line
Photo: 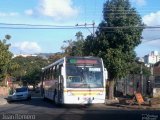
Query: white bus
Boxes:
[{"xmin": 41, "ymin": 56, "xmax": 107, "ymax": 104}]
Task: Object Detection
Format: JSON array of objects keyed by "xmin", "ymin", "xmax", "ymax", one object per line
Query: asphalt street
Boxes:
[{"xmin": 0, "ymin": 97, "xmax": 160, "ymax": 120}]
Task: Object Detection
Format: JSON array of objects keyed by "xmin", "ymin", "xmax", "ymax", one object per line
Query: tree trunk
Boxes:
[{"xmin": 108, "ymin": 80, "xmax": 115, "ymax": 100}]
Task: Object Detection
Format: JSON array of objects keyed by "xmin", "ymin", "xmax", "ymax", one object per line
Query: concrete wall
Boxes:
[{"xmin": 0, "ymin": 87, "xmax": 9, "ymax": 97}]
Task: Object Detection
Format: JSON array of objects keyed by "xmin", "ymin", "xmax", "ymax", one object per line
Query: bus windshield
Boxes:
[{"xmin": 66, "ymin": 64, "xmax": 103, "ymax": 88}]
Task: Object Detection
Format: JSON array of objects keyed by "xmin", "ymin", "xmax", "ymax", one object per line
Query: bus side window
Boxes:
[
  {"xmin": 54, "ymin": 65, "xmax": 58, "ymax": 79},
  {"xmin": 44, "ymin": 70, "xmax": 47, "ymax": 80},
  {"xmin": 47, "ymin": 69, "xmax": 50, "ymax": 80},
  {"xmin": 49, "ymin": 67, "xmax": 52, "ymax": 80},
  {"xmin": 51, "ymin": 67, "xmax": 54, "ymax": 79},
  {"xmin": 42, "ymin": 71, "xmax": 45, "ymax": 81},
  {"xmin": 56, "ymin": 65, "xmax": 59, "ymax": 78},
  {"xmin": 53, "ymin": 66, "xmax": 56, "ymax": 79},
  {"xmin": 59, "ymin": 65, "xmax": 63, "ymax": 75}
]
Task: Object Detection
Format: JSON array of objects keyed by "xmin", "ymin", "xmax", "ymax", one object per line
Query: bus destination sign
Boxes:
[{"xmin": 68, "ymin": 59, "xmax": 98, "ymax": 64}]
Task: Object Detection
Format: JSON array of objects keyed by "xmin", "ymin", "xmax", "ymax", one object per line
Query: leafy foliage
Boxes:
[
  {"xmin": 84, "ymin": 0, "xmax": 144, "ymax": 80},
  {"xmin": 48, "ymin": 53, "xmax": 64, "ymax": 63},
  {"xmin": 0, "ymin": 35, "xmax": 12, "ymax": 83},
  {"xmin": 130, "ymin": 61, "xmax": 151, "ymax": 76},
  {"xmin": 11, "ymin": 56, "xmax": 49, "ymax": 86},
  {"xmin": 61, "ymin": 31, "xmax": 85, "ymax": 56},
  {"xmin": 83, "ymin": 0, "xmax": 144, "ymax": 99}
]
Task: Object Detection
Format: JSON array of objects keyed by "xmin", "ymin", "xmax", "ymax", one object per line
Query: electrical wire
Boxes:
[
  {"xmin": 0, "ymin": 24, "xmax": 160, "ymax": 30},
  {"xmin": 142, "ymin": 38, "xmax": 160, "ymax": 43},
  {"xmin": 0, "ymin": 23, "xmax": 74, "ymax": 27}
]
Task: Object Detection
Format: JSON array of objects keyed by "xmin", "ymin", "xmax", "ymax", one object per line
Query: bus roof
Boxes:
[
  {"xmin": 66, "ymin": 56, "xmax": 101, "ymax": 59},
  {"xmin": 42, "ymin": 57, "xmax": 64, "ymax": 71},
  {"xmin": 42, "ymin": 56, "xmax": 102, "ymax": 71}
]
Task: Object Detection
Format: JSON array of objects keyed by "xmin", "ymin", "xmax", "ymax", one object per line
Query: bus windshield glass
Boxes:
[{"xmin": 66, "ymin": 64, "xmax": 103, "ymax": 88}]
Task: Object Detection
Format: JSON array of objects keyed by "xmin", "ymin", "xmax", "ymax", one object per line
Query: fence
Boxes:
[{"xmin": 115, "ymin": 74, "xmax": 154, "ymax": 97}]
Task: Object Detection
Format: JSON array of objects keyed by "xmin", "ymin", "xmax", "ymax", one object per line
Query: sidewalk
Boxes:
[
  {"xmin": 105, "ymin": 98, "xmax": 160, "ymax": 110},
  {"xmin": 106, "ymin": 103, "xmax": 160, "ymax": 110},
  {"xmin": 0, "ymin": 96, "xmax": 7, "ymax": 105}
]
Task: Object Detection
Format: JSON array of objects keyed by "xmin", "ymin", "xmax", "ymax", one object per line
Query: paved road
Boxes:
[{"xmin": 0, "ymin": 97, "xmax": 160, "ymax": 120}]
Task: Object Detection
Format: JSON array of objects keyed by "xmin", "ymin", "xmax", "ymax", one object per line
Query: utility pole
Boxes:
[
  {"xmin": 140, "ymin": 62, "xmax": 143, "ymax": 94},
  {"xmin": 138, "ymin": 58, "xmax": 143, "ymax": 94},
  {"xmin": 76, "ymin": 21, "xmax": 95, "ymax": 37}
]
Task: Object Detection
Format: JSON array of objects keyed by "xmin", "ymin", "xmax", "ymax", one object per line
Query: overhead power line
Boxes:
[
  {"xmin": 76, "ymin": 22, "xmax": 95, "ymax": 36},
  {"xmin": 0, "ymin": 26, "xmax": 159, "ymax": 30},
  {"xmin": 0, "ymin": 23, "xmax": 74, "ymax": 27},
  {"xmin": 0, "ymin": 26, "xmax": 88, "ymax": 29},
  {"xmin": 0, "ymin": 23, "xmax": 160, "ymax": 30},
  {"xmin": 142, "ymin": 38, "xmax": 160, "ymax": 43}
]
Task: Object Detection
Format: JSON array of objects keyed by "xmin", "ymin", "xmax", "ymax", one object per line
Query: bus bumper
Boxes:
[{"xmin": 63, "ymin": 95, "xmax": 105, "ymax": 104}]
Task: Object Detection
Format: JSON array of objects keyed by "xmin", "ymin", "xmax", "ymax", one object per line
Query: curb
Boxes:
[
  {"xmin": 105, "ymin": 101, "xmax": 160, "ymax": 110},
  {"xmin": 106, "ymin": 104, "xmax": 160, "ymax": 110}
]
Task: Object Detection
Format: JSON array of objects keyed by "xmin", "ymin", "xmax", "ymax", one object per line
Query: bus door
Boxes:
[
  {"xmin": 57, "ymin": 65, "xmax": 64, "ymax": 103},
  {"xmin": 57, "ymin": 75, "xmax": 63, "ymax": 103}
]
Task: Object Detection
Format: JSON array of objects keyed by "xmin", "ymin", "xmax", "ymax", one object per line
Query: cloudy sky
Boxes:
[{"xmin": 0, "ymin": 0, "xmax": 159, "ymax": 57}]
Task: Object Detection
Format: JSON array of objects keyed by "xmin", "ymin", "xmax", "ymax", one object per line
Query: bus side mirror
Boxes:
[{"xmin": 104, "ymin": 68, "xmax": 108, "ymax": 81}]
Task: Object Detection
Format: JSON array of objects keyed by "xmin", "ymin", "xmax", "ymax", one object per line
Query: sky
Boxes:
[{"xmin": 0, "ymin": 0, "xmax": 160, "ymax": 57}]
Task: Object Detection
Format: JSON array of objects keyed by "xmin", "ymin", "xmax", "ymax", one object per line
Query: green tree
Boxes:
[
  {"xmin": 11, "ymin": 56, "xmax": 49, "ymax": 86},
  {"xmin": 0, "ymin": 35, "xmax": 12, "ymax": 85},
  {"xmin": 74, "ymin": 31, "xmax": 85, "ymax": 56},
  {"xmin": 61, "ymin": 31, "xmax": 85, "ymax": 56},
  {"xmin": 83, "ymin": 0, "xmax": 144, "ymax": 99},
  {"xmin": 61, "ymin": 39, "xmax": 74, "ymax": 56},
  {"xmin": 48, "ymin": 53, "xmax": 64, "ymax": 62},
  {"xmin": 130, "ymin": 60, "xmax": 151, "ymax": 76}
]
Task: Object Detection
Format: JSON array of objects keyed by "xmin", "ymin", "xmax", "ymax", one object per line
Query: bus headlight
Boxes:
[
  {"xmin": 97, "ymin": 92, "xmax": 103, "ymax": 95},
  {"xmin": 67, "ymin": 91, "xmax": 73, "ymax": 96}
]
